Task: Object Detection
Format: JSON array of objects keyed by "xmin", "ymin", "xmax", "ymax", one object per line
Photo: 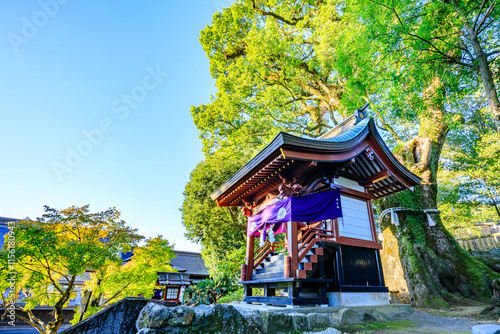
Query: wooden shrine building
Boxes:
[{"xmin": 210, "ymin": 112, "xmax": 421, "ymax": 307}]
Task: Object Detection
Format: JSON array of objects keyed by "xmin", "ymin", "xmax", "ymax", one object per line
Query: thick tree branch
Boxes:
[
  {"xmin": 373, "ymin": 0, "xmax": 473, "ymax": 68},
  {"xmin": 24, "ymin": 308, "xmax": 47, "ymax": 332},
  {"xmin": 251, "ymin": 0, "xmax": 303, "ymax": 26},
  {"xmin": 475, "ymin": 0, "xmax": 496, "ymax": 34},
  {"xmin": 15, "ymin": 312, "xmax": 46, "ymax": 334},
  {"xmin": 473, "ymin": 0, "xmax": 490, "ymax": 31}
]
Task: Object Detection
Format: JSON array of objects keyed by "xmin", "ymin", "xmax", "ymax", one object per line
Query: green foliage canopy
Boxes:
[
  {"xmin": 78, "ymin": 236, "xmax": 175, "ymax": 322},
  {"xmin": 182, "ymin": 152, "xmax": 248, "ymax": 277},
  {"xmin": 183, "ymin": 0, "xmax": 500, "ymax": 304},
  {"xmin": 0, "ymin": 205, "xmax": 141, "ymax": 334}
]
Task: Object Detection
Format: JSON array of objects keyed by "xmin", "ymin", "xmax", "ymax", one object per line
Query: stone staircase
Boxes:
[
  {"xmin": 251, "ymin": 253, "xmax": 284, "ymax": 280},
  {"xmin": 251, "ymin": 242, "xmax": 325, "ymax": 280}
]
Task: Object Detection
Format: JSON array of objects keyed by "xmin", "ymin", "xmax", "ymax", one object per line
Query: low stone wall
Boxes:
[
  {"xmin": 60, "ymin": 297, "xmax": 149, "ymax": 334},
  {"xmin": 59, "ymin": 297, "xmax": 412, "ymax": 334},
  {"xmin": 136, "ymin": 302, "xmax": 413, "ymax": 334}
]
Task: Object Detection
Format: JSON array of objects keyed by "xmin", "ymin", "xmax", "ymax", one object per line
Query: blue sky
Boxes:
[{"xmin": 0, "ymin": 1, "xmax": 232, "ymax": 251}]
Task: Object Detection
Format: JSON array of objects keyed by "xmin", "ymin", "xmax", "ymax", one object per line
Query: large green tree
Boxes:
[
  {"xmin": 364, "ymin": 0, "xmax": 500, "ymax": 130},
  {"xmin": 183, "ymin": 0, "xmax": 499, "ymax": 307},
  {"xmin": 75, "ymin": 236, "xmax": 175, "ymax": 323},
  {"xmin": 353, "ymin": 0, "xmax": 499, "ymax": 307},
  {"xmin": 0, "ymin": 206, "xmax": 141, "ymax": 334},
  {"xmin": 192, "ymin": 0, "xmax": 369, "ymax": 157},
  {"xmin": 182, "ymin": 151, "xmax": 248, "ymax": 277},
  {"xmin": 438, "ymin": 106, "xmax": 500, "ymax": 232}
]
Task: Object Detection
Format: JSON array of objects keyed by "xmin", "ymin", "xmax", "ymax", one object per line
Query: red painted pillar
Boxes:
[
  {"xmin": 246, "ymin": 234, "xmax": 254, "ymax": 281},
  {"xmin": 287, "ymin": 220, "xmax": 298, "ymax": 278}
]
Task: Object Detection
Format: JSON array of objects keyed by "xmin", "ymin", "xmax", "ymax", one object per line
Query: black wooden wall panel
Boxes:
[{"xmin": 340, "ymin": 245, "xmax": 381, "ymax": 286}]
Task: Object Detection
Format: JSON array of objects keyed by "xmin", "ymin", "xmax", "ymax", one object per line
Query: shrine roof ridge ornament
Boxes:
[{"xmin": 210, "ymin": 117, "xmax": 421, "ymax": 206}]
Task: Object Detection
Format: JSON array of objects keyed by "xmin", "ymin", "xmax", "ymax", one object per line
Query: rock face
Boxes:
[
  {"xmin": 137, "ymin": 304, "xmax": 261, "ymax": 334},
  {"xmin": 135, "ymin": 302, "xmax": 411, "ymax": 334},
  {"xmin": 60, "ymin": 297, "xmax": 148, "ymax": 334}
]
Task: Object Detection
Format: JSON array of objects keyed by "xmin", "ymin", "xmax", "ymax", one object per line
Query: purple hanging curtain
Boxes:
[{"xmin": 247, "ymin": 189, "xmax": 343, "ymax": 237}]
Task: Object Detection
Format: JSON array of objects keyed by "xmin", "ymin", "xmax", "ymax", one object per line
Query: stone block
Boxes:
[
  {"xmin": 337, "ymin": 308, "xmax": 362, "ymax": 325},
  {"xmin": 289, "ymin": 312, "xmax": 307, "ymax": 331},
  {"xmin": 259, "ymin": 311, "xmax": 293, "ymax": 333},
  {"xmin": 167, "ymin": 306, "xmax": 195, "ymax": 326},
  {"xmin": 362, "ymin": 309, "xmax": 389, "ymax": 323},
  {"xmin": 136, "ymin": 302, "xmax": 172, "ymax": 329},
  {"xmin": 306, "ymin": 313, "xmax": 332, "ymax": 331},
  {"xmin": 472, "ymin": 324, "xmax": 500, "ymax": 334},
  {"xmin": 304, "ymin": 328, "xmax": 341, "ymax": 334}
]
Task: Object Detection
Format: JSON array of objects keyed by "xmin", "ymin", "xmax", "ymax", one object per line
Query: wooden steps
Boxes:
[{"xmin": 297, "ymin": 242, "xmax": 325, "ymax": 279}]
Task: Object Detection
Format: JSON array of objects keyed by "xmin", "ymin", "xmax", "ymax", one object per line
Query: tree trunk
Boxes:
[
  {"xmin": 378, "ymin": 77, "xmax": 498, "ymax": 308},
  {"xmin": 45, "ymin": 306, "xmax": 65, "ymax": 334},
  {"xmin": 46, "ymin": 277, "xmax": 75, "ymax": 334},
  {"xmin": 463, "ymin": 21, "xmax": 500, "ymax": 131}
]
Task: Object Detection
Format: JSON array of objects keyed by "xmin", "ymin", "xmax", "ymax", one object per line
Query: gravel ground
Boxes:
[
  {"xmin": 404, "ymin": 309, "xmax": 488, "ymax": 333},
  {"xmin": 338, "ymin": 308, "xmax": 498, "ymax": 334}
]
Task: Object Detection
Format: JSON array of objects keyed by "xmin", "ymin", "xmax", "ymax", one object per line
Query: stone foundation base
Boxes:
[{"xmin": 327, "ymin": 292, "xmax": 390, "ymax": 307}]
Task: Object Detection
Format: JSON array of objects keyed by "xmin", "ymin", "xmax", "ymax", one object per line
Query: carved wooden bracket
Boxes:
[
  {"xmin": 242, "ymin": 197, "xmax": 255, "ymax": 209},
  {"xmin": 241, "ymin": 207, "xmax": 252, "ymax": 217},
  {"xmin": 333, "ymin": 158, "xmax": 355, "ymax": 178}
]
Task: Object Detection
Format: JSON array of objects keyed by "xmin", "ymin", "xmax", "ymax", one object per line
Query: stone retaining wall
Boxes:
[
  {"xmin": 60, "ymin": 297, "xmax": 148, "ymax": 334},
  {"xmin": 136, "ymin": 302, "xmax": 412, "ymax": 334},
  {"xmin": 60, "ymin": 297, "xmax": 412, "ymax": 334}
]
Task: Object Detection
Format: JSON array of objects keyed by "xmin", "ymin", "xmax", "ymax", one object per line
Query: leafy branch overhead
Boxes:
[{"xmin": 193, "ymin": 0, "xmax": 372, "ymax": 156}]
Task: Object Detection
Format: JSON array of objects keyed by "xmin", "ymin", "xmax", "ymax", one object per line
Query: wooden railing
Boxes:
[
  {"xmin": 458, "ymin": 235, "xmax": 500, "ymax": 251},
  {"xmin": 252, "ymin": 242, "xmax": 286, "ymax": 270},
  {"xmin": 296, "ymin": 221, "xmax": 335, "ymax": 264},
  {"xmin": 298, "ymin": 229, "xmax": 331, "ymax": 262}
]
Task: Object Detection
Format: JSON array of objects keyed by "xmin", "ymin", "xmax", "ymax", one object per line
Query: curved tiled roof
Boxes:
[
  {"xmin": 211, "ymin": 118, "xmax": 421, "ymax": 206},
  {"xmin": 170, "ymin": 251, "xmax": 209, "ymax": 277}
]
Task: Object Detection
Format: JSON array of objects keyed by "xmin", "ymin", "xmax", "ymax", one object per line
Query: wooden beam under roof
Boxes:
[{"xmin": 359, "ymin": 170, "xmax": 391, "ymax": 186}]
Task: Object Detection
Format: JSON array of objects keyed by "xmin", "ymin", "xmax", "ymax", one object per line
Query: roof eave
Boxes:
[
  {"xmin": 210, "ymin": 121, "xmax": 373, "ymax": 203},
  {"xmin": 368, "ymin": 120, "xmax": 422, "ymax": 186},
  {"xmin": 209, "ymin": 132, "xmax": 287, "ymax": 201},
  {"xmin": 211, "ymin": 118, "xmax": 421, "ymax": 203}
]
